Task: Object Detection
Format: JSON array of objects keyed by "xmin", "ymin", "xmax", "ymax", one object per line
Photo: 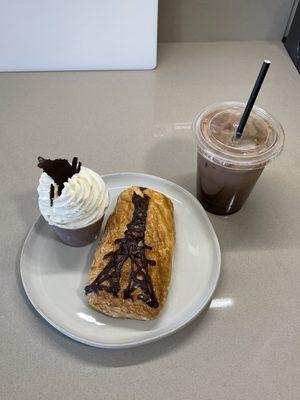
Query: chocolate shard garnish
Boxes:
[
  {"xmin": 85, "ymin": 191, "xmax": 159, "ymax": 308},
  {"xmin": 49, "ymin": 184, "xmax": 55, "ymax": 207},
  {"xmin": 37, "ymin": 156, "xmax": 82, "ymax": 206}
]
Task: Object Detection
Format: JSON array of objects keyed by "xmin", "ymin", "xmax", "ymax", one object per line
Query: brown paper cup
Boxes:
[{"xmin": 52, "ymin": 216, "xmax": 104, "ymax": 247}]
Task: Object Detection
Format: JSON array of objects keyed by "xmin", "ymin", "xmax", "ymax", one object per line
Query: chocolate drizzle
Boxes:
[
  {"xmin": 85, "ymin": 190, "xmax": 159, "ymax": 308},
  {"xmin": 38, "ymin": 157, "xmax": 81, "ymax": 206}
]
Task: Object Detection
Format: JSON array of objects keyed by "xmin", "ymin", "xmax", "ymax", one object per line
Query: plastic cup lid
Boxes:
[{"xmin": 194, "ymin": 102, "xmax": 285, "ymax": 170}]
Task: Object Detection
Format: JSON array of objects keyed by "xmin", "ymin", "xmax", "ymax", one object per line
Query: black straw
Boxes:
[{"xmin": 236, "ymin": 60, "xmax": 271, "ymax": 138}]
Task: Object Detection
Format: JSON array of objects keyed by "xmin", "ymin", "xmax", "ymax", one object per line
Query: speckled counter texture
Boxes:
[{"xmin": 0, "ymin": 41, "xmax": 299, "ymax": 400}]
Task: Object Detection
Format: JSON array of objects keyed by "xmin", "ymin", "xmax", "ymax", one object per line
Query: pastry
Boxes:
[{"xmin": 85, "ymin": 187, "xmax": 175, "ymax": 320}]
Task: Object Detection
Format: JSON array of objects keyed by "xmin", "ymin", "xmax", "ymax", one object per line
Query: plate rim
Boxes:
[{"xmin": 20, "ymin": 172, "xmax": 221, "ymax": 349}]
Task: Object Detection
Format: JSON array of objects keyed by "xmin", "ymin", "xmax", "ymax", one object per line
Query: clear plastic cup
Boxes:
[{"xmin": 194, "ymin": 102, "xmax": 285, "ymax": 215}]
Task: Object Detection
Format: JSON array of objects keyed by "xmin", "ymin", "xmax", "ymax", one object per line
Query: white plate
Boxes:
[{"xmin": 20, "ymin": 173, "xmax": 221, "ymax": 348}]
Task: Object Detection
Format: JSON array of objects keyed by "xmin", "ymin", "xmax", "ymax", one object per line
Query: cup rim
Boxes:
[{"xmin": 193, "ymin": 101, "xmax": 285, "ymax": 170}]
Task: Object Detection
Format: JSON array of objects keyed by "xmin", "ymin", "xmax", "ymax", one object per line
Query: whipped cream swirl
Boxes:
[{"xmin": 38, "ymin": 167, "xmax": 109, "ymax": 229}]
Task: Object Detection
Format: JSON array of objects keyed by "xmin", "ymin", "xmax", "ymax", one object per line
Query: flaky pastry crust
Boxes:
[{"xmin": 86, "ymin": 187, "xmax": 175, "ymax": 320}]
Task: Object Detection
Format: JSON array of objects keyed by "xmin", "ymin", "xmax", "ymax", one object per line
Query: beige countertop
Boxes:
[{"xmin": 0, "ymin": 41, "xmax": 299, "ymax": 400}]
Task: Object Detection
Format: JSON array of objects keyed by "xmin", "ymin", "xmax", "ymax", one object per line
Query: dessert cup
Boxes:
[{"xmin": 52, "ymin": 216, "xmax": 105, "ymax": 247}]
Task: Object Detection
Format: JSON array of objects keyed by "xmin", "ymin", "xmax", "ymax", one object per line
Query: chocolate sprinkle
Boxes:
[
  {"xmin": 38, "ymin": 156, "xmax": 81, "ymax": 206},
  {"xmin": 85, "ymin": 191, "xmax": 159, "ymax": 308}
]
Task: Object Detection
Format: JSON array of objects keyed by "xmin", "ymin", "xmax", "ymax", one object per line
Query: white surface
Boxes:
[
  {"xmin": 20, "ymin": 173, "xmax": 221, "ymax": 348},
  {"xmin": 0, "ymin": 0, "xmax": 158, "ymax": 71}
]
